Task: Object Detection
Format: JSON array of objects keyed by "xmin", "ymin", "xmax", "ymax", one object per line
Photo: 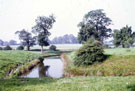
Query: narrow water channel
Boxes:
[{"xmin": 21, "ymin": 56, "xmax": 64, "ymax": 78}]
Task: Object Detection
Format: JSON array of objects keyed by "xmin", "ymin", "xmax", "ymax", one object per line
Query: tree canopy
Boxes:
[
  {"xmin": 15, "ymin": 29, "xmax": 36, "ymax": 51},
  {"xmin": 113, "ymin": 25, "xmax": 135, "ymax": 48},
  {"xmin": 32, "ymin": 15, "xmax": 56, "ymax": 52},
  {"xmin": 0, "ymin": 39, "xmax": 4, "ymax": 46},
  {"xmin": 78, "ymin": 9, "xmax": 112, "ymax": 44}
]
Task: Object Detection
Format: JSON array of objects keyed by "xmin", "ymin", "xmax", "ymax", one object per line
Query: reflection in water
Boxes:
[
  {"xmin": 39, "ymin": 62, "xmax": 50, "ymax": 77},
  {"xmin": 21, "ymin": 56, "xmax": 63, "ymax": 78}
]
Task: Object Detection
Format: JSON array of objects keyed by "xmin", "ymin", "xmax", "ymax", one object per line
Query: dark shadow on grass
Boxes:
[
  {"xmin": 97, "ymin": 54, "xmax": 112, "ymax": 63},
  {"xmin": 0, "ymin": 77, "xmax": 56, "ymax": 87},
  {"xmin": 104, "ymin": 54, "xmax": 112, "ymax": 61},
  {"xmin": 127, "ymin": 84, "xmax": 135, "ymax": 91}
]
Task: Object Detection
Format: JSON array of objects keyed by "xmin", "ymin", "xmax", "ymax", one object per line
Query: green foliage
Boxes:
[
  {"xmin": 0, "ymin": 51, "xmax": 39, "ymax": 78},
  {"xmin": 15, "ymin": 29, "xmax": 36, "ymax": 51},
  {"xmin": 3, "ymin": 45, "xmax": 12, "ymax": 50},
  {"xmin": 0, "ymin": 47, "xmax": 3, "ymax": 50},
  {"xmin": 49, "ymin": 45, "xmax": 57, "ymax": 51},
  {"xmin": 16, "ymin": 45, "xmax": 24, "ymax": 50},
  {"xmin": 113, "ymin": 25, "xmax": 135, "ymax": 48},
  {"xmin": 32, "ymin": 15, "xmax": 56, "ymax": 52},
  {"xmin": 37, "ymin": 32, "xmax": 49, "ymax": 47},
  {"xmin": 74, "ymin": 41, "xmax": 104, "ymax": 66},
  {"xmin": 66, "ymin": 48, "xmax": 135, "ymax": 76},
  {"xmin": 78, "ymin": 9, "xmax": 112, "ymax": 44}
]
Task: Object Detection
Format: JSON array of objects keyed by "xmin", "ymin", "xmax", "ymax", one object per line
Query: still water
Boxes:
[{"xmin": 21, "ymin": 56, "xmax": 64, "ymax": 78}]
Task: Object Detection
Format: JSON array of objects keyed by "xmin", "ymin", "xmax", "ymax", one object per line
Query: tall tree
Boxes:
[
  {"xmin": 0, "ymin": 39, "xmax": 4, "ymax": 46},
  {"xmin": 113, "ymin": 25, "xmax": 135, "ymax": 48},
  {"xmin": 113, "ymin": 29, "xmax": 121, "ymax": 47},
  {"xmin": 32, "ymin": 15, "xmax": 56, "ymax": 52},
  {"xmin": 78, "ymin": 9, "xmax": 112, "ymax": 44},
  {"xmin": 15, "ymin": 29, "xmax": 36, "ymax": 51}
]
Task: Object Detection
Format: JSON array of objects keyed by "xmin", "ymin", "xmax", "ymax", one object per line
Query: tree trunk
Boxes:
[
  {"xmin": 27, "ymin": 46, "xmax": 30, "ymax": 51},
  {"xmin": 122, "ymin": 44, "xmax": 125, "ymax": 48},
  {"xmin": 41, "ymin": 46, "xmax": 43, "ymax": 53},
  {"xmin": 100, "ymin": 37, "xmax": 104, "ymax": 45}
]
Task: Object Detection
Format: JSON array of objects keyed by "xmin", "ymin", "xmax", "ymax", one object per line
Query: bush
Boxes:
[
  {"xmin": 16, "ymin": 45, "xmax": 24, "ymax": 50},
  {"xmin": 0, "ymin": 47, "xmax": 3, "ymax": 50},
  {"xmin": 49, "ymin": 45, "xmax": 56, "ymax": 51},
  {"xmin": 3, "ymin": 45, "xmax": 12, "ymax": 50},
  {"xmin": 73, "ymin": 41, "xmax": 105, "ymax": 66}
]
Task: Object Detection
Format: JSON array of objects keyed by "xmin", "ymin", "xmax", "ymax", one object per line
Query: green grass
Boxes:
[
  {"xmin": 0, "ymin": 50, "xmax": 64, "ymax": 78},
  {"xmin": 65, "ymin": 48, "xmax": 135, "ymax": 76},
  {"xmin": 104, "ymin": 48, "xmax": 135, "ymax": 56},
  {"xmin": 0, "ymin": 50, "xmax": 39, "ymax": 78},
  {"xmin": 0, "ymin": 76, "xmax": 135, "ymax": 91},
  {"xmin": 1, "ymin": 48, "xmax": 135, "ymax": 91}
]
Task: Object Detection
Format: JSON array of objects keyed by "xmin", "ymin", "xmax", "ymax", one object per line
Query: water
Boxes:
[{"xmin": 21, "ymin": 56, "xmax": 64, "ymax": 78}]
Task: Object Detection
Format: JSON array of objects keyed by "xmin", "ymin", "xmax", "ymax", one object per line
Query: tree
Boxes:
[
  {"xmin": 78, "ymin": 9, "xmax": 112, "ymax": 44},
  {"xmin": 113, "ymin": 25, "xmax": 135, "ymax": 48},
  {"xmin": 74, "ymin": 40, "xmax": 104, "ymax": 66},
  {"xmin": 0, "ymin": 39, "xmax": 4, "ymax": 46},
  {"xmin": 32, "ymin": 15, "xmax": 56, "ymax": 52},
  {"xmin": 50, "ymin": 34, "xmax": 78, "ymax": 44},
  {"xmin": 113, "ymin": 29, "xmax": 121, "ymax": 47},
  {"xmin": 3, "ymin": 41, "xmax": 9, "ymax": 46},
  {"xmin": 9, "ymin": 40, "xmax": 17, "ymax": 45},
  {"xmin": 15, "ymin": 29, "xmax": 36, "ymax": 51}
]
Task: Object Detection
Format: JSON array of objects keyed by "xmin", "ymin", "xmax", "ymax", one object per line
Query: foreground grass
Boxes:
[
  {"xmin": 65, "ymin": 48, "xmax": 135, "ymax": 76},
  {"xmin": 0, "ymin": 51, "xmax": 39, "ymax": 78},
  {"xmin": 0, "ymin": 76, "xmax": 135, "ymax": 91}
]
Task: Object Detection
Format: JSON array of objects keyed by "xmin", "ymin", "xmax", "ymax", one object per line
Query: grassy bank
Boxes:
[
  {"xmin": 0, "ymin": 76, "xmax": 135, "ymax": 91},
  {"xmin": 0, "ymin": 51, "xmax": 40, "ymax": 78},
  {"xmin": 0, "ymin": 50, "xmax": 64, "ymax": 79},
  {"xmin": 64, "ymin": 48, "xmax": 135, "ymax": 76}
]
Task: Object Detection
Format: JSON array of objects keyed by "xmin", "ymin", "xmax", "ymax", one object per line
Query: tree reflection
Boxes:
[{"xmin": 39, "ymin": 62, "xmax": 50, "ymax": 77}]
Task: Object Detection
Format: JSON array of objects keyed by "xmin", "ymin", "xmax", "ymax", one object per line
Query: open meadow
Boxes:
[
  {"xmin": 0, "ymin": 44, "xmax": 82, "ymax": 51},
  {"xmin": 0, "ymin": 46, "xmax": 135, "ymax": 91}
]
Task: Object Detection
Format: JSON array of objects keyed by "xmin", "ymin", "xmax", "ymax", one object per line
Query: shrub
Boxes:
[
  {"xmin": 49, "ymin": 45, "xmax": 57, "ymax": 51},
  {"xmin": 16, "ymin": 45, "xmax": 24, "ymax": 50},
  {"xmin": 3, "ymin": 45, "xmax": 12, "ymax": 50},
  {"xmin": 73, "ymin": 41, "xmax": 105, "ymax": 66},
  {"xmin": 0, "ymin": 47, "xmax": 3, "ymax": 50}
]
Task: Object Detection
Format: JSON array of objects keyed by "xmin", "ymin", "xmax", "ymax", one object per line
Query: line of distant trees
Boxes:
[
  {"xmin": 0, "ymin": 39, "xmax": 17, "ymax": 46},
  {"xmin": 2, "ymin": 9, "xmax": 134, "ymax": 51},
  {"xmin": 49, "ymin": 34, "xmax": 78, "ymax": 44}
]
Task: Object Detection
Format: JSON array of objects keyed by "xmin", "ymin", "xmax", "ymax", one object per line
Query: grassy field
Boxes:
[
  {"xmin": 0, "ymin": 76, "xmax": 135, "ymax": 91},
  {"xmin": 65, "ymin": 48, "xmax": 135, "ymax": 76},
  {"xmin": 1, "ymin": 47, "xmax": 135, "ymax": 91},
  {"xmin": 0, "ymin": 51, "xmax": 39, "ymax": 78},
  {"xmin": 0, "ymin": 44, "xmax": 82, "ymax": 51},
  {"xmin": 104, "ymin": 48, "xmax": 135, "ymax": 56}
]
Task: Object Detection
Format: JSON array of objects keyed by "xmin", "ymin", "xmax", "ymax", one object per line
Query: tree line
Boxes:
[
  {"xmin": 2, "ymin": 9, "xmax": 134, "ymax": 52},
  {"xmin": 0, "ymin": 39, "xmax": 17, "ymax": 46},
  {"xmin": 15, "ymin": 15, "xmax": 55, "ymax": 52},
  {"xmin": 49, "ymin": 34, "xmax": 78, "ymax": 44}
]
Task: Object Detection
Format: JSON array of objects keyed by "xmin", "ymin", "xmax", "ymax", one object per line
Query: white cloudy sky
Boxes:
[{"xmin": 0, "ymin": 0, "xmax": 135, "ymax": 41}]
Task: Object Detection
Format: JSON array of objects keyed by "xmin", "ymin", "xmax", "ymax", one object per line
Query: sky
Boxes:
[{"xmin": 0, "ymin": 0, "xmax": 135, "ymax": 42}]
